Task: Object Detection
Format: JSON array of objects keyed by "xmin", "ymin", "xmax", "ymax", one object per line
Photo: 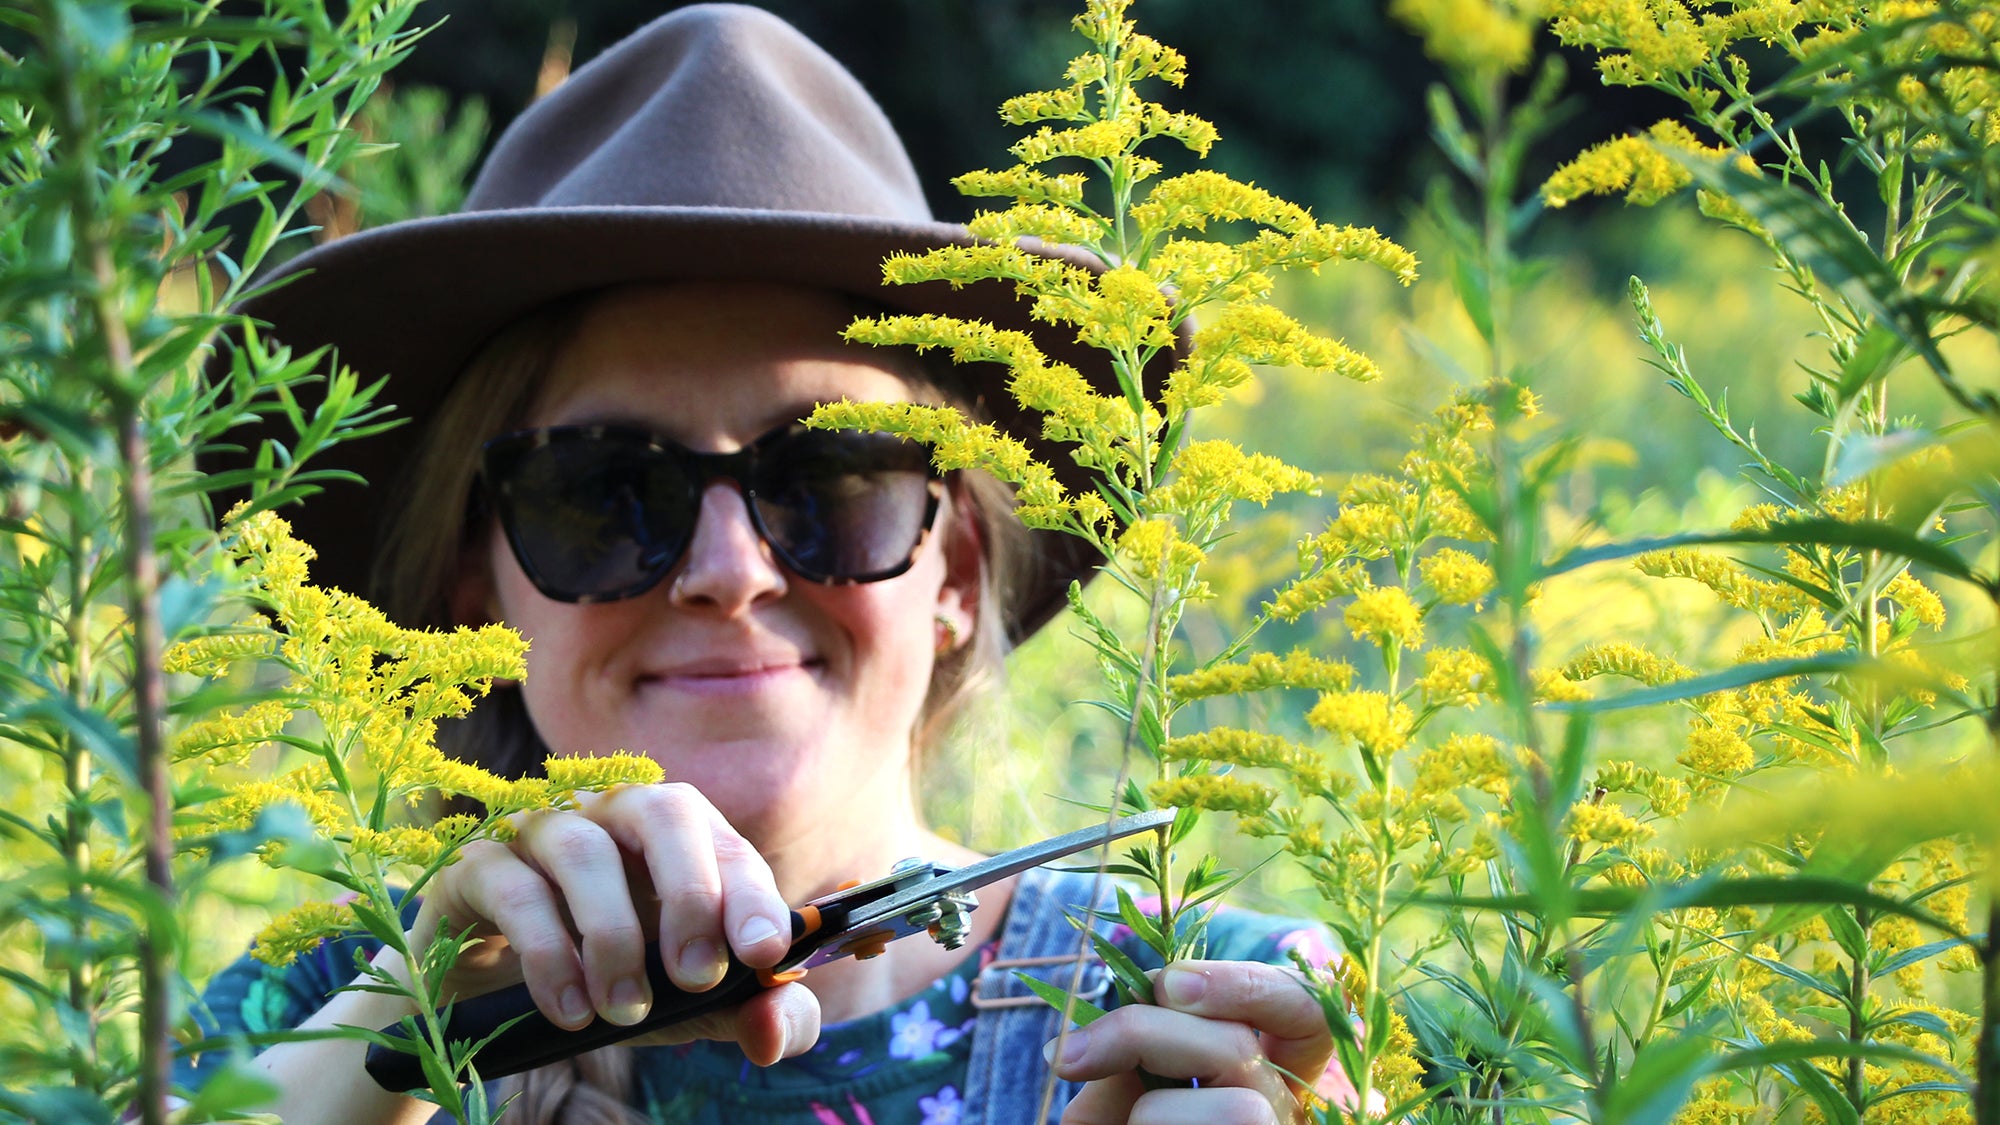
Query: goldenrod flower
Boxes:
[
  {"xmin": 424, "ymin": 757, "xmax": 520, "ymax": 811},
  {"xmin": 1567, "ymin": 801, "xmax": 1653, "ymax": 846},
  {"xmin": 1267, "ymin": 561, "xmax": 1369, "ymax": 621},
  {"xmin": 1306, "ymin": 691, "xmax": 1414, "ymax": 755},
  {"xmin": 163, "ymin": 618, "xmax": 277, "ymax": 677},
  {"xmin": 1148, "ymin": 773, "xmax": 1277, "ymax": 815},
  {"xmin": 1345, "ymin": 586, "xmax": 1426, "ymax": 648},
  {"xmin": 1886, "ymin": 571, "xmax": 1947, "ymax": 629},
  {"xmin": 173, "ymin": 699, "xmax": 292, "ymax": 765},
  {"xmin": 252, "ymin": 901, "xmax": 352, "ymax": 967},
  {"xmin": 1411, "ymin": 732, "xmax": 1511, "ymax": 796},
  {"xmin": 1419, "ymin": 548, "xmax": 1494, "ymax": 605},
  {"xmin": 1116, "ymin": 518, "xmax": 1206, "ymax": 584},
  {"xmin": 1544, "ymin": 120, "xmax": 1744, "ymax": 207},
  {"xmin": 1161, "ymin": 728, "xmax": 1325, "ymax": 790},
  {"xmin": 1649, "ymin": 776, "xmax": 1692, "ymax": 817},
  {"xmin": 1392, "ymin": 0, "xmax": 1535, "ymax": 73},
  {"xmin": 351, "ymin": 826, "xmax": 446, "ymax": 868},
  {"xmin": 543, "ymin": 751, "xmax": 666, "ymax": 794},
  {"xmin": 1167, "ymin": 648, "xmax": 1354, "ymax": 701},
  {"xmin": 1680, "ymin": 723, "xmax": 1756, "ymax": 777},
  {"xmin": 1149, "ymin": 440, "xmax": 1316, "ymax": 513},
  {"xmin": 1560, "ymin": 641, "xmax": 1693, "ymax": 686},
  {"xmin": 1416, "ymin": 647, "xmax": 1491, "ymax": 702}
]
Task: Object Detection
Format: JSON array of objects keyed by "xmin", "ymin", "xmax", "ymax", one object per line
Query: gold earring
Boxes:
[{"xmin": 934, "ymin": 612, "xmax": 962, "ymax": 654}]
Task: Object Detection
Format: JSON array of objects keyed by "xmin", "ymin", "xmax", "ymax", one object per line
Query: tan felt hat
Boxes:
[{"xmin": 232, "ymin": 3, "xmax": 1153, "ymax": 641}]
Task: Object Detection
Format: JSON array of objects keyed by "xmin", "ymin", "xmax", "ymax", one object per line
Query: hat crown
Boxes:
[{"xmin": 463, "ymin": 4, "xmax": 933, "ymax": 222}]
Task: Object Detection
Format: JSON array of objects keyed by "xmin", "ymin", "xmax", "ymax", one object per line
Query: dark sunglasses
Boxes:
[{"xmin": 480, "ymin": 421, "xmax": 943, "ymax": 603}]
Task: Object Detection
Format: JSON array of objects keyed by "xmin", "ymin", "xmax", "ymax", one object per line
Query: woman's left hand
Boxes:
[{"xmin": 1049, "ymin": 960, "xmax": 1339, "ymax": 1125}]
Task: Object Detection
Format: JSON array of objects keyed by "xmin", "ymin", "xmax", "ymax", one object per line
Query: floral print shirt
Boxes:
[{"xmin": 180, "ymin": 901, "xmax": 1339, "ymax": 1124}]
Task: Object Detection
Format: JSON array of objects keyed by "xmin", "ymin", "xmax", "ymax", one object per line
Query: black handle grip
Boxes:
[{"xmin": 365, "ymin": 910, "xmax": 812, "ymax": 1092}]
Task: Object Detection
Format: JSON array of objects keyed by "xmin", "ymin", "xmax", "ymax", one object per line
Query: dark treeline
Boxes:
[{"xmin": 385, "ymin": 0, "xmax": 1676, "ymax": 228}]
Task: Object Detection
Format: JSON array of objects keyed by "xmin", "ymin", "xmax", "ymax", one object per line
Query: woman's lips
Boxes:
[{"xmin": 641, "ymin": 660, "xmax": 819, "ymax": 697}]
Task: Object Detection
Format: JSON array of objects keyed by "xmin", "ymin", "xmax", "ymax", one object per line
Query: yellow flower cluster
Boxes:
[
  {"xmin": 1410, "ymin": 732, "xmax": 1512, "ymax": 798},
  {"xmin": 1567, "ymin": 801, "xmax": 1654, "ymax": 846},
  {"xmin": 1680, "ymin": 722, "xmax": 1756, "ymax": 777},
  {"xmin": 1416, "ymin": 647, "xmax": 1492, "ymax": 703},
  {"xmin": 1148, "ymin": 773, "xmax": 1278, "ymax": 814},
  {"xmin": 1419, "ymin": 548, "xmax": 1494, "ymax": 605},
  {"xmin": 1148, "ymin": 440, "xmax": 1317, "ymax": 515},
  {"xmin": 1544, "ymin": 120, "xmax": 1749, "ymax": 207},
  {"xmin": 1560, "ymin": 640, "xmax": 1693, "ymax": 686},
  {"xmin": 252, "ymin": 901, "xmax": 353, "ymax": 967},
  {"xmin": 1166, "ymin": 648, "xmax": 1354, "ymax": 701},
  {"xmin": 1633, "ymin": 548, "xmax": 1816, "ymax": 615},
  {"xmin": 1173, "ymin": 304, "xmax": 1381, "ymax": 414},
  {"xmin": 1266, "ymin": 559, "xmax": 1369, "ymax": 622},
  {"xmin": 350, "ymin": 826, "xmax": 446, "ymax": 868},
  {"xmin": 543, "ymin": 752, "xmax": 666, "ymax": 795},
  {"xmin": 806, "ymin": 399, "xmax": 1078, "ymax": 531},
  {"xmin": 1116, "ymin": 517, "xmax": 1207, "ymax": 585},
  {"xmin": 1306, "ymin": 691, "xmax": 1414, "ymax": 755},
  {"xmin": 172, "ymin": 698, "xmax": 291, "ymax": 765},
  {"xmin": 1885, "ymin": 571, "xmax": 1946, "ymax": 629},
  {"xmin": 1345, "ymin": 586, "xmax": 1426, "ymax": 649},
  {"xmin": 163, "ymin": 618, "xmax": 276, "ymax": 676},
  {"xmin": 1391, "ymin": 0, "xmax": 1536, "ymax": 74}
]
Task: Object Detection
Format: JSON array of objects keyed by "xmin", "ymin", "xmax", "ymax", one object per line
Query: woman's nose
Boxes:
[{"xmin": 667, "ymin": 481, "xmax": 788, "ymax": 611}]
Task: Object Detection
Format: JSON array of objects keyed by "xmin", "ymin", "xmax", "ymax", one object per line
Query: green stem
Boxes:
[
  {"xmin": 1980, "ymin": 628, "xmax": 2000, "ymax": 1125},
  {"xmin": 117, "ymin": 397, "xmax": 174, "ymax": 1125},
  {"xmin": 1036, "ymin": 567, "xmax": 1174, "ymax": 1125},
  {"xmin": 1636, "ymin": 916, "xmax": 1687, "ymax": 1050},
  {"xmin": 63, "ymin": 461, "xmax": 98, "ymax": 1087}
]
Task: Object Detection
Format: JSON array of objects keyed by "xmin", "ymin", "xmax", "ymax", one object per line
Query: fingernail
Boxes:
[
  {"xmin": 1042, "ymin": 1029, "xmax": 1089, "ymax": 1066},
  {"xmin": 679, "ymin": 937, "xmax": 726, "ymax": 988},
  {"xmin": 558, "ymin": 985, "xmax": 592, "ymax": 1028},
  {"xmin": 605, "ymin": 977, "xmax": 651, "ymax": 1026},
  {"xmin": 1161, "ymin": 966, "xmax": 1208, "ymax": 1007},
  {"xmin": 737, "ymin": 914, "xmax": 783, "ymax": 947}
]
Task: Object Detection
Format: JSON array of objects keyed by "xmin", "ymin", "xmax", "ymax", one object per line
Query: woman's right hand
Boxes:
[{"xmin": 403, "ymin": 781, "xmax": 819, "ymax": 1065}]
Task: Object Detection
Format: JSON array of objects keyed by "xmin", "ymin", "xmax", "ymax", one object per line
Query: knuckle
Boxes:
[
  {"xmin": 581, "ymin": 916, "xmax": 646, "ymax": 957},
  {"xmin": 538, "ymin": 816, "xmax": 612, "ymax": 860},
  {"xmin": 661, "ymin": 883, "xmax": 725, "ymax": 925}
]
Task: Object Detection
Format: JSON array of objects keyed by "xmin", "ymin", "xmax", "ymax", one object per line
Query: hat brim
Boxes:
[{"xmin": 227, "ymin": 207, "xmax": 1120, "ymax": 641}]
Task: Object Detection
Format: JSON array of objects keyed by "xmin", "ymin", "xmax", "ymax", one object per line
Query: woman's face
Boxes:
[{"xmin": 470, "ymin": 283, "xmax": 977, "ymax": 846}]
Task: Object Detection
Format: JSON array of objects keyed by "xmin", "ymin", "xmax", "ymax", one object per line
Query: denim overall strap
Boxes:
[{"xmin": 960, "ymin": 866, "xmax": 1117, "ymax": 1125}]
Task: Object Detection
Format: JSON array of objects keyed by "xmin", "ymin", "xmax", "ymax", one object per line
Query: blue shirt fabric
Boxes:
[{"xmin": 179, "ymin": 872, "xmax": 1339, "ymax": 1124}]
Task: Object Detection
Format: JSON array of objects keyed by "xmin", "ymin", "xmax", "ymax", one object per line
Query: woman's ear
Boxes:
[
  {"xmin": 448, "ymin": 548, "xmax": 495, "ymax": 628},
  {"xmin": 933, "ymin": 487, "xmax": 984, "ymax": 654}
]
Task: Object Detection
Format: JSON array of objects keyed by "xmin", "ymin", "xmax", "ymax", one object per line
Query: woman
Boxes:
[{"xmin": 187, "ymin": 6, "xmax": 1346, "ymax": 1123}]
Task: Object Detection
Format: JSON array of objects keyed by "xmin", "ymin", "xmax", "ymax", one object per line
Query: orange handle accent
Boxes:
[{"xmin": 758, "ymin": 966, "xmax": 809, "ymax": 987}]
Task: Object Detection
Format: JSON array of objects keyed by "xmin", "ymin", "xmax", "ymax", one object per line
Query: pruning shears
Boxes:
[{"xmin": 364, "ymin": 808, "xmax": 1175, "ymax": 1091}]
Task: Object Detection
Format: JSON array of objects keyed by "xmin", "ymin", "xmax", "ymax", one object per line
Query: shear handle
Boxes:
[{"xmin": 364, "ymin": 908, "xmax": 819, "ymax": 1092}]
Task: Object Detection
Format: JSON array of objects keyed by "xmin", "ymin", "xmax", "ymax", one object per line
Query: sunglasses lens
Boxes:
[
  {"xmin": 493, "ymin": 435, "xmax": 694, "ymax": 599},
  {"xmin": 752, "ymin": 430, "xmax": 935, "ymax": 581}
]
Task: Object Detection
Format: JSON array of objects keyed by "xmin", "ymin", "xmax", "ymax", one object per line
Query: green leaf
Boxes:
[
  {"xmin": 1834, "ymin": 323, "xmax": 1906, "ymax": 398},
  {"xmin": 1425, "ymin": 875, "xmax": 1959, "ymax": 938},
  {"xmin": 1014, "ymin": 973, "xmax": 1108, "ymax": 1027},
  {"xmin": 1720, "ymin": 1036, "xmax": 1963, "ymax": 1084},
  {"xmin": 1546, "ymin": 654, "xmax": 1861, "ymax": 713},
  {"xmin": 1602, "ymin": 1030, "xmax": 1719, "ymax": 1125},
  {"xmin": 175, "ymin": 1056, "xmax": 283, "ymax": 1123},
  {"xmin": 1542, "ymin": 519, "xmax": 1979, "ymax": 584}
]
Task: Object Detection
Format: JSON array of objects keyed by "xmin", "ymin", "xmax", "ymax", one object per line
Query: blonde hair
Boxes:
[{"xmin": 373, "ymin": 286, "xmax": 1028, "ymax": 1124}]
